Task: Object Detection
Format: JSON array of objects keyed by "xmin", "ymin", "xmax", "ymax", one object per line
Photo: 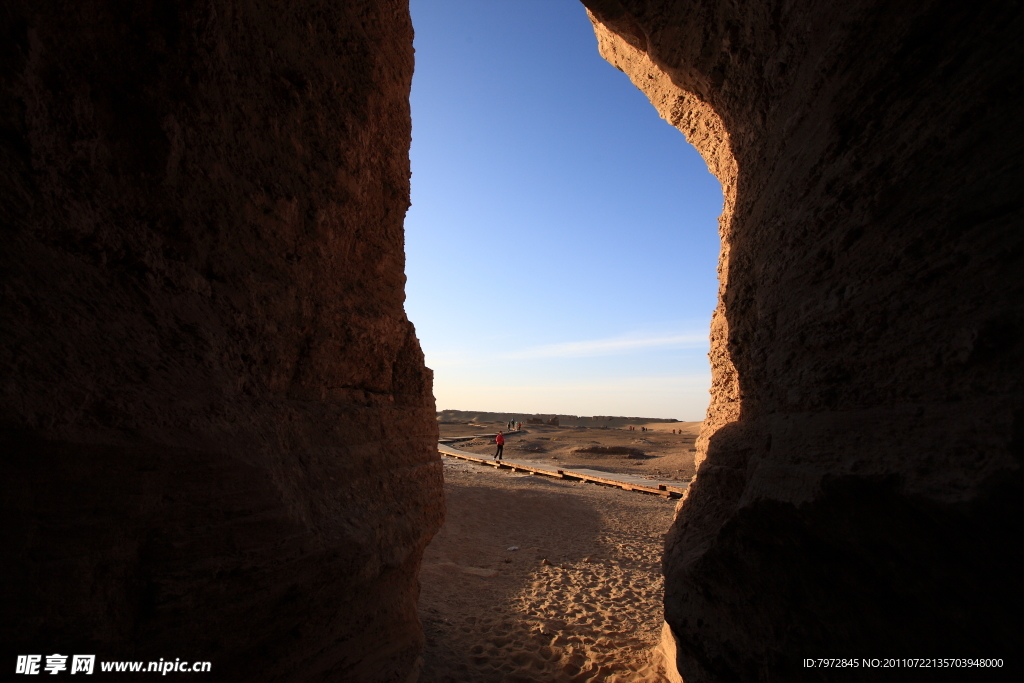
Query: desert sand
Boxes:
[
  {"xmin": 419, "ymin": 420, "xmax": 692, "ymax": 682},
  {"xmin": 439, "ymin": 419, "xmax": 702, "ymax": 483}
]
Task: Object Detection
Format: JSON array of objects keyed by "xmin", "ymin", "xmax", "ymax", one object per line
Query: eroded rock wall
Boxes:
[
  {"xmin": 1, "ymin": 1, "xmax": 441, "ymax": 680},
  {"xmin": 583, "ymin": 1, "xmax": 1023, "ymax": 680}
]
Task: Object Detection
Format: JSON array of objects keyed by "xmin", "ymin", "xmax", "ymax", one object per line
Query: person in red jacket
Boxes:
[{"xmin": 494, "ymin": 431, "xmax": 505, "ymax": 461}]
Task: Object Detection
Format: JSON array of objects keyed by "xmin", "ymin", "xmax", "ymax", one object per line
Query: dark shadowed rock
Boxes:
[
  {"xmin": 0, "ymin": 1, "xmax": 440, "ymax": 681},
  {"xmin": 4, "ymin": 1, "xmax": 1022, "ymax": 681},
  {"xmin": 583, "ymin": 1, "xmax": 1023, "ymax": 680}
]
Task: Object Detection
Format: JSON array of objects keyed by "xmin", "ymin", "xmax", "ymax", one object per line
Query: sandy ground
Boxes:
[
  {"xmin": 438, "ymin": 421, "xmax": 701, "ymax": 483},
  {"xmin": 418, "ymin": 454, "xmax": 681, "ymax": 683}
]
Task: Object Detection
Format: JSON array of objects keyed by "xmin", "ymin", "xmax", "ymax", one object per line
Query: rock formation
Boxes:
[
  {"xmin": 1, "ymin": 1, "xmax": 440, "ymax": 681},
  {"xmin": 582, "ymin": 0, "xmax": 1023, "ymax": 680},
  {"xmin": 4, "ymin": 0, "xmax": 1022, "ymax": 681}
]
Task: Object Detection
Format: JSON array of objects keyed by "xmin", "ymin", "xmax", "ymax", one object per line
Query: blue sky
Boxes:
[{"xmin": 404, "ymin": 0, "xmax": 723, "ymax": 420}]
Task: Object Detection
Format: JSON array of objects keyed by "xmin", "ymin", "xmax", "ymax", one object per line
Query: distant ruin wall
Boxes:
[
  {"xmin": 0, "ymin": 1, "xmax": 440, "ymax": 680},
  {"xmin": 584, "ymin": 0, "xmax": 1023, "ymax": 680},
  {"xmin": 437, "ymin": 409, "xmax": 681, "ymax": 424}
]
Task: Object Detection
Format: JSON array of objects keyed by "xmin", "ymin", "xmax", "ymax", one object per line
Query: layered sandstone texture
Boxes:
[
  {"xmin": 584, "ymin": 1, "xmax": 1023, "ymax": 680},
  {"xmin": 1, "ymin": 1, "xmax": 441, "ymax": 681}
]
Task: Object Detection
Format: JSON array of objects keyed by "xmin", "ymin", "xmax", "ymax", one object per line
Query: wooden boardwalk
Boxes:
[{"xmin": 437, "ymin": 442, "xmax": 688, "ymax": 499}]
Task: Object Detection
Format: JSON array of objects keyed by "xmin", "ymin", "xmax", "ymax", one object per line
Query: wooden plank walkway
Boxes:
[{"xmin": 438, "ymin": 442, "xmax": 688, "ymax": 499}]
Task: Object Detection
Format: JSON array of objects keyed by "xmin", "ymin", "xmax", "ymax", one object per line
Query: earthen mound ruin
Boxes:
[
  {"xmin": 573, "ymin": 446, "xmax": 647, "ymax": 459},
  {"xmin": 1, "ymin": 1, "xmax": 439, "ymax": 680}
]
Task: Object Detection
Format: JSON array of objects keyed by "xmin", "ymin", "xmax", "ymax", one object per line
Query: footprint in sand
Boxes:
[{"xmin": 419, "ymin": 462, "xmax": 676, "ymax": 682}]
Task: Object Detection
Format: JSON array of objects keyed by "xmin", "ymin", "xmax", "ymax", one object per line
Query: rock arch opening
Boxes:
[
  {"xmin": 407, "ymin": 4, "xmax": 727, "ymax": 674},
  {"xmin": 404, "ymin": 0, "xmax": 721, "ymax": 430}
]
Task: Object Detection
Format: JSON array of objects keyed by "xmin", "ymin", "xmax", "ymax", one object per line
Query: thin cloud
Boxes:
[
  {"xmin": 501, "ymin": 332, "xmax": 707, "ymax": 360},
  {"xmin": 432, "ymin": 374, "xmax": 712, "ymax": 421},
  {"xmin": 440, "ymin": 374, "xmax": 711, "ymax": 392}
]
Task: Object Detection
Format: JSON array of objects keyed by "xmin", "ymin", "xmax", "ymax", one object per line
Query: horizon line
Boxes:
[{"xmin": 436, "ymin": 408, "xmax": 695, "ymax": 421}]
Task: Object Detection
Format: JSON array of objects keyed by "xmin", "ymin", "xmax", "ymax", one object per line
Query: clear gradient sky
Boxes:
[{"xmin": 404, "ymin": 0, "xmax": 723, "ymax": 421}]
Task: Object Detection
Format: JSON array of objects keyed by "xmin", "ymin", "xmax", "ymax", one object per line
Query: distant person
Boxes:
[{"xmin": 494, "ymin": 431, "xmax": 505, "ymax": 461}]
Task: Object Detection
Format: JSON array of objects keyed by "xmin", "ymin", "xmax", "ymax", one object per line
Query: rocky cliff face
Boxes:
[
  {"xmin": 583, "ymin": 1, "xmax": 1023, "ymax": 680},
  {"xmin": 1, "ymin": 1, "xmax": 440, "ymax": 681},
  {"xmin": 5, "ymin": 1, "xmax": 1022, "ymax": 680}
]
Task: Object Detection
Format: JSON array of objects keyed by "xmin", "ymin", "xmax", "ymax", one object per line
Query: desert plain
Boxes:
[{"xmin": 419, "ymin": 414, "xmax": 702, "ymax": 682}]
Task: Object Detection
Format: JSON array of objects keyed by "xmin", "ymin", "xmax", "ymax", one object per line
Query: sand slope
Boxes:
[{"xmin": 419, "ymin": 458, "xmax": 677, "ymax": 682}]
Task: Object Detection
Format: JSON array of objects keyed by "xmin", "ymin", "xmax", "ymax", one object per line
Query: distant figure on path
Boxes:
[{"xmin": 494, "ymin": 431, "xmax": 505, "ymax": 461}]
